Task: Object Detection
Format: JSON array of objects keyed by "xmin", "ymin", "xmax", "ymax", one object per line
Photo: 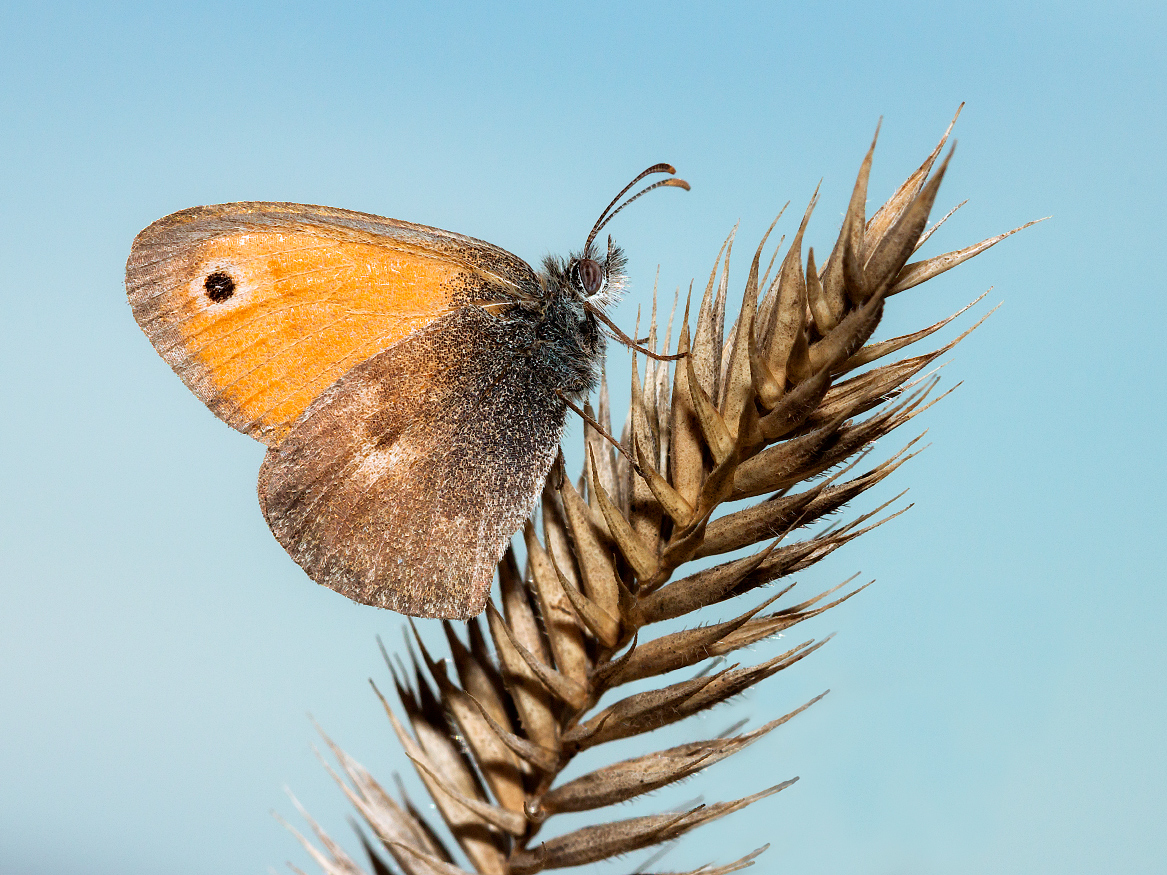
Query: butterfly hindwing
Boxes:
[
  {"xmin": 256, "ymin": 305, "xmax": 566, "ymax": 619},
  {"xmin": 125, "ymin": 202, "xmax": 539, "ymax": 445}
]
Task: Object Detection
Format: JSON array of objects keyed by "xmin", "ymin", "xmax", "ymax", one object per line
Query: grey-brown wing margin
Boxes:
[
  {"xmin": 128, "ymin": 201, "xmax": 538, "ymax": 293},
  {"xmin": 257, "ymin": 306, "xmax": 566, "ymax": 619}
]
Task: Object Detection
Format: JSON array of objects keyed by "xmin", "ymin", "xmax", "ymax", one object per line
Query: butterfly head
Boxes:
[
  {"xmin": 560, "ymin": 163, "xmax": 689, "ymax": 309},
  {"xmin": 532, "ymin": 165, "xmax": 688, "ymax": 400},
  {"xmin": 564, "ymin": 234, "xmax": 628, "ymax": 310}
]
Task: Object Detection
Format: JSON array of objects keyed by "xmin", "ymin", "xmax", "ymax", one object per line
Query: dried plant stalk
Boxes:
[{"xmin": 288, "ymin": 111, "xmax": 1035, "ymax": 874}]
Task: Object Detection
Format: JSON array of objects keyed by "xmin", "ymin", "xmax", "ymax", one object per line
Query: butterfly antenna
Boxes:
[
  {"xmin": 590, "ymin": 178, "xmax": 691, "ymax": 248},
  {"xmin": 585, "ymin": 163, "xmax": 691, "ymax": 255},
  {"xmin": 587, "ymin": 164, "xmax": 674, "ymax": 248}
]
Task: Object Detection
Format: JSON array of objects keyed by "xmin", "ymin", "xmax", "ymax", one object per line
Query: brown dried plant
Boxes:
[{"xmin": 282, "ymin": 112, "xmax": 1037, "ymax": 875}]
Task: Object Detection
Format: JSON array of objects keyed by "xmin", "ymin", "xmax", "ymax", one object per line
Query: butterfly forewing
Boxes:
[{"xmin": 125, "ymin": 202, "xmax": 539, "ymax": 445}]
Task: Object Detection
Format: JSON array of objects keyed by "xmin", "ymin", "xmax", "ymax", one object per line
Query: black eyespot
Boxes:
[
  {"xmin": 573, "ymin": 258, "xmax": 604, "ymax": 296},
  {"xmin": 204, "ymin": 270, "xmax": 235, "ymax": 303}
]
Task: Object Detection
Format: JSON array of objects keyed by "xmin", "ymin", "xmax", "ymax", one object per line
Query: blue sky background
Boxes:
[{"xmin": 2, "ymin": 2, "xmax": 1164, "ymax": 873}]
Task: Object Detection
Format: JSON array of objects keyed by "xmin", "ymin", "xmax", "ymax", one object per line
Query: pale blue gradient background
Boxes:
[{"xmin": 2, "ymin": 2, "xmax": 1163, "ymax": 873}]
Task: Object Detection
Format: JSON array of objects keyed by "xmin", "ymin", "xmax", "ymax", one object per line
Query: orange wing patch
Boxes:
[
  {"xmin": 175, "ymin": 232, "xmax": 465, "ymax": 440},
  {"xmin": 129, "ymin": 221, "xmax": 483, "ymax": 445}
]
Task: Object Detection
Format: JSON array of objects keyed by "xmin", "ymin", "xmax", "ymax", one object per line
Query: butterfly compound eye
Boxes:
[{"xmin": 574, "ymin": 258, "xmax": 604, "ymax": 296}]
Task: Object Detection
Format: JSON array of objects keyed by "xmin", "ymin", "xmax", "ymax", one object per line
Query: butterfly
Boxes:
[{"xmin": 125, "ymin": 164, "xmax": 688, "ymax": 619}]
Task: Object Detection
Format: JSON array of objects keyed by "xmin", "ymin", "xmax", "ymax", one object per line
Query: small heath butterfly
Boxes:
[{"xmin": 126, "ymin": 164, "xmax": 689, "ymax": 619}]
